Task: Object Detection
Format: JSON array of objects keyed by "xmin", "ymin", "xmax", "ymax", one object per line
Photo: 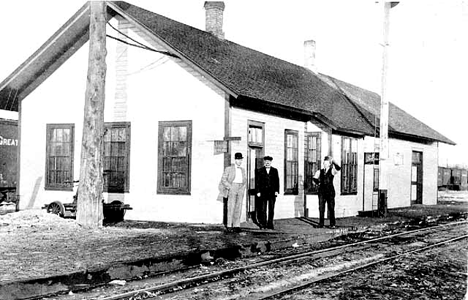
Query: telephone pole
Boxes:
[
  {"xmin": 378, "ymin": 1, "xmax": 398, "ymax": 217},
  {"xmin": 76, "ymin": 1, "xmax": 107, "ymax": 227}
]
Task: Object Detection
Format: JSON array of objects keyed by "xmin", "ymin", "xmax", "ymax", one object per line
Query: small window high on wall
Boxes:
[
  {"xmin": 45, "ymin": 124, "xmax": 74, "ymax": 190},
  {"xmin": 158, "ymin": 120, "xmax": 192, "ymax": 194},
  {"xmin": 341, "ymin": 137, "xmax": 358, "ymax": 194}
]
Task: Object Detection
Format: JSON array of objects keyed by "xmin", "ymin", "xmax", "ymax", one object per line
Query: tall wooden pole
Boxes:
[
  {"xmin": 76, "ymin": 1, "xmax": 107, "ymax": 227},
  {"xmin": 378, "ymin": 1, "xmax": 397, "ymax": 216}
]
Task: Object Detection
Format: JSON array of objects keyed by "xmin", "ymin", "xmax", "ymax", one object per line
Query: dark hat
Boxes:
[
  {"xmin": 324, "ymin": 156, "xmax": 332, "ymax": 161},
  {"xmin": 263, "ymin": 156, "xmax": 273, "ymax": 161},
  {"xmin": 234, "ymin": 152, "xmax": 244, "ymax": 159}
]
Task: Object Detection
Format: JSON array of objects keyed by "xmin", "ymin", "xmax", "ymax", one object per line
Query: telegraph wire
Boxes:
[{"xmin": 106, "ymin": 21, "xmax": 179, "ymax": 58}]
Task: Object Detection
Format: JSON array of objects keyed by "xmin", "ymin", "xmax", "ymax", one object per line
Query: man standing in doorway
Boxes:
[
  {"xmin": 255, "ymin": 156, "xmax": 280, "ymax": 229},
  {"xmin": 313, "ymin": 156, "xmax": 341, "ymax": 228},
  {"xmin": 219, "ymin": 152, "xmax": 247, "ymax": 232}
]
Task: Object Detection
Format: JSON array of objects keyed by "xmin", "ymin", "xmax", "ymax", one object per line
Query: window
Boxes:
[
  {"xmin": 341, "ymin": 137, "xmax": 358, "ymax": 194},
  {"xmin": 304, "ymin": 132, "xmax": 321, "ymax": 194},
  {"xmin": 45, "ymin": 124, "xmax": 74, "ymax": 190},
  {"xmin": 158, "ymin": 121, "xmax": 192, "ymax": 194},
  {"xmin": 248, "ymin": 123, "xmax": 264, "ymax": 146},
  {"xmin": 373, "ymin": 167, "xmax": 379, "ymax": 192},
  {"xmin": 284, "ymin": 130, "xmax": 298, "ymax": 195},
  {"xmin": 103, "ymin": 122, "xmax": 131, "ymax": 193}
]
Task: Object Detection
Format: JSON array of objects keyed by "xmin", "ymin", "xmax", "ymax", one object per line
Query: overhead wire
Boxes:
[{"xmin": 106, "ymin": 21, "xmax": 179, "ymax": 58}]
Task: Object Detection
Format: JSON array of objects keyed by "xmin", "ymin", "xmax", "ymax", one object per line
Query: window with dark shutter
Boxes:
[{"xmin": 157, "ymin": 121, "xmax": 192, "ymax": 194}]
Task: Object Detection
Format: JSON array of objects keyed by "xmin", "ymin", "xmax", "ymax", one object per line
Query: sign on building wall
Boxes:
[
  {"xmin": 364, "ymin": 152, "xmax": 379, "ymax": 165},
  {"xmin": 214, "ymin": 140, "xmax": 228, "ymax": 155},
  {"xmin": 394, "ymin": 152, "xmax": 404, "ymax": 165}
]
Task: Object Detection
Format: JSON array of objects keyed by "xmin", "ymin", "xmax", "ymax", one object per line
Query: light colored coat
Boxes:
[{"xmin": 218, "ymin": 165, "xmax": 247, "ymax": 199}]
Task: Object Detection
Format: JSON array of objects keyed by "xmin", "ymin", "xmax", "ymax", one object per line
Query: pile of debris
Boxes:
[{"xmin": 0, "ymin": 209, "xmax": 81, "ymax": 233}]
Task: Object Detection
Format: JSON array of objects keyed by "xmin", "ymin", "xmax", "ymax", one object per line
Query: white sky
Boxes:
[{"xmin": 1, "ymin": 0, "xmax": 467, "ymax": 167}]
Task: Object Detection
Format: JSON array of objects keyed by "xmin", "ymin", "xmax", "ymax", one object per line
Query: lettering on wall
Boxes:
[{"xmin": 0, "ymin": 136, "xmax": 18, "ymax": 146}]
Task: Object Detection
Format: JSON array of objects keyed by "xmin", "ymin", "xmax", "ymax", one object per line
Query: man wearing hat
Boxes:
[
  {"xmin": 218, "ymin": 152, "xmax": 247, "ymax": 232},
  {"xmin": 255, "ymin": 156, "xmax": 280, "ymax": 229},
  {"xmin": 313, "ymin": 156, "xmax": 341, "ymax": 228}
]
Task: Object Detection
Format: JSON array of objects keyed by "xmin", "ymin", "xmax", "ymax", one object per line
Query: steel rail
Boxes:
[
  {"xmin": 248, "ymin": 234, "xmax": 468, "ymax": 300},
  {"xmin": 101, "ymin": 221, "xmax": 467, "ymax": 300}
]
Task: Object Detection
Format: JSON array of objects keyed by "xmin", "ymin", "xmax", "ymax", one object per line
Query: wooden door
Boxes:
[
  {"xmin": 246, "ymin": 121, "xmax": 264, "ymax": 221},
  {"xmin": 411, "ymin": 151, "xmax": 423, "ymax": 205}
]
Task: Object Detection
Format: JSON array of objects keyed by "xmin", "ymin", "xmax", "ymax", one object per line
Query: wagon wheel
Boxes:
[{"xmin": 47, "ymin": 202, "xmax": 63, "ymax": 217}]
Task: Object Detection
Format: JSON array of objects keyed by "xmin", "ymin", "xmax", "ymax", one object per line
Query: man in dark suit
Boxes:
[
  {"xmin": 255, "ymin": 156, "xmax": 280, "ymax": 229},
  {"xmin": 312, "ymin": 156, "xmax": 341, "ymax": 228}
]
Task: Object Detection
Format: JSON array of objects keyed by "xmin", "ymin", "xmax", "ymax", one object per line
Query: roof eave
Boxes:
[{"xmin": 0, "ymin": 2, "xmax": 92, "ymax": 111}]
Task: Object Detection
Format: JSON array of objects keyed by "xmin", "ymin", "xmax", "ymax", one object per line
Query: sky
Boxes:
[{"xmin": 1, "ymin": 0, "xmax": 467, "ymax": 167}]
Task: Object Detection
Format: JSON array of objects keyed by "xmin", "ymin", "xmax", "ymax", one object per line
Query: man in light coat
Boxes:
[{"xmin": 218, "ymin": 152, "xmax": 247, "ymax": 232}]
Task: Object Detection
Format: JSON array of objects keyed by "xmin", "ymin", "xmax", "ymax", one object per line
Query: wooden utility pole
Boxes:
[
  {"xmin": 378, "ymin": 1, "xmax": 398, "ymax": 217},
  {"xmin": 76, "ymin": 1, "xmax": 107, "ymax": 227}
]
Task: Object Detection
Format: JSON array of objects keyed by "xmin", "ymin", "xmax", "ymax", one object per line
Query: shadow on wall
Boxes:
[{"xmin": 26, "ymin": 176, "xmax": 43, "ymax": 209}]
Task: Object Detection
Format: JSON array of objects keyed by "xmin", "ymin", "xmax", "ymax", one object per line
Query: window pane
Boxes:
[
  {"xmin": 343, "ymin": 138, "xmax": 350, "ymax": 152},
  {"xmin": 163, "ymin": 127, "xmax": 171, "ymax": 141},
  {"xmin": 55, "ymin": 129, "xmax": 63, "ymax": 142},
  {"xmin": 248, "ymin": 126, "xmax": 263, "ymax": 144},
  {"xmin": 171, "ymin": 127, "xmax": 179, "ymax": 141},
  {"xmin": 178, "ymin": 127, "xmax": 187, "ymax": 141}
]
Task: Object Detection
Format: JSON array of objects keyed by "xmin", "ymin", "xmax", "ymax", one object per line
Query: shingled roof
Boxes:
[
  {"xmin": 0, "ymin": 1, "xmax": 453, "ymax": 145},
  {"xmin": 109, "ymin": 1, "xmax": 373, "ymax": 136},
  {"xmin": 319, "ymin": 74, "xmax": 455, "ymax": 145}
]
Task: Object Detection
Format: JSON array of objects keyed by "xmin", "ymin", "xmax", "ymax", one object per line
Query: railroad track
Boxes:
[
  {"xmin": 97, "ymin": 221, "xmax": 467, "ymax": 300},
  {"xmin": 247, "ymin": 234, "xmax": 468, "ymax": 300}
]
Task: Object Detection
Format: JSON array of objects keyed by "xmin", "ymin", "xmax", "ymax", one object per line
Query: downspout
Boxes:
[
  {"xmin": 15, "ymin": 99, "xmax": 21, "ymax": 212},
  {"xmin": 224, "ymin": 94, "xmax": 231, "ymax": 169}
]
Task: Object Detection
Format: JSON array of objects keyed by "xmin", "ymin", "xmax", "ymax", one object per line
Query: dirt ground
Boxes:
[
  {"xmin": 287, "ymin": 238, "xmax": 468, "ymax": 300},
  {"xmin": 0, "ymin": 190, "xmax": 467, "ymax": 288}
]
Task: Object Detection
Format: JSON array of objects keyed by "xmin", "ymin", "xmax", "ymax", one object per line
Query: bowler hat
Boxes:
[
  {"xmin": 263, "ymin": 156, "xmax": 273, "ymax": 161},
  {"xmin": 234, "ymin": 152, "xmax": 244, "ymax": 159}
]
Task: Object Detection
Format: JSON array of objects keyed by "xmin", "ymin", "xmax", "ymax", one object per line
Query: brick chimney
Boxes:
[
  {"xmin": 304, "ymin": 40, "xmax": 317, "ymax": 74},
  {"xmin": 204, "ymin": 1, "xmax": 225, "ymax": 39}
]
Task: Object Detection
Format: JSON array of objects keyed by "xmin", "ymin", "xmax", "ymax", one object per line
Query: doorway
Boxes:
[
  {"xmin": 411, "ymin": 151, "xmax": 423, "ymax": 205},
  {"xmin": 363, "ymin": 152, "xmax": 380, "ymax": 212},
  {"xmin": 246, "ymin": 121, "xmax": 264, "ymax": 221}
]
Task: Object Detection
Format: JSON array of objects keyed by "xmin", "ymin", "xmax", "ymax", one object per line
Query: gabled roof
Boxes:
[
  {"xmin": 0, "ymin": 1, "xmax": 373, "ymax": 136},
  {"xmin": 0, "ymin": 1, "xmax": 453, "ymax": 145},
  {"xmin": 320, "ymin": 74, "xmax": 455, "ymax": 145},
  {"xmin": 0, "ymin": 2, "xmax": 92, "ymax": 112}
]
